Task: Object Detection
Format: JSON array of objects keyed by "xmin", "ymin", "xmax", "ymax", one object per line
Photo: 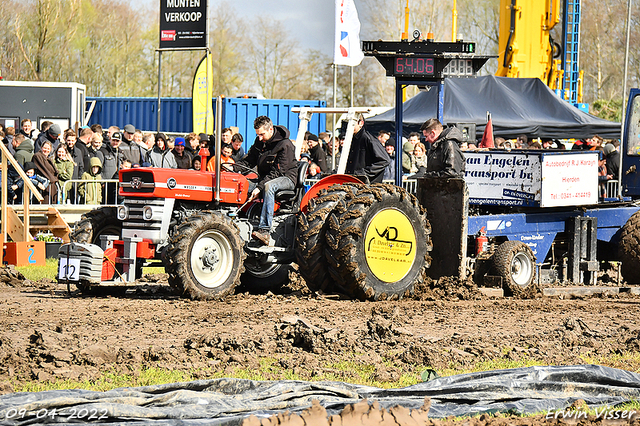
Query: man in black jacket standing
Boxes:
[
  {"xmin": 344, "ymin": 114, "xmax": 390, "ymax": 183},
  {"xmin": 421, "ymin": 118, "xmax": 465, "ymax": 178},
  {"xmin": 239, "ymin": 116, "xmax": 297, "ymax": 245}
]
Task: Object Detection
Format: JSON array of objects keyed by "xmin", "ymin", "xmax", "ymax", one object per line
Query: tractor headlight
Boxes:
[
  {"xmin": 117, "ymin": 206, "xmax": 129, "ymax": 221},
  {"xmin": 143, "ymin": 206, "xmax": 154, "ymax": 221}
]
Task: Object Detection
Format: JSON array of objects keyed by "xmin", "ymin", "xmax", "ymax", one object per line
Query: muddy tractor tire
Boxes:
[
  {"xmin": 618, "ymin": 210, "xmax": 640, "ymax": 283},
  {"xmin": 70, "ymin": 207, "xmax": 122, "ymax": 244},
  {"xmin": 165, "ymin": 212, "xmax": 245, "ymax": 300},
  {"xmin": 491, "ymin": 240, "xmax": 536, "ymax": 296},
  {"xmin": 324, "ymin": 183, "xmax": 431, "ymax": 301},
  {"xmin": 295, "ymin": 183, "xmax": 362, "ymax": 293}
]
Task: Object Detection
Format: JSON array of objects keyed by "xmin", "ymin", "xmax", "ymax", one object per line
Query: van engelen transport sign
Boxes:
[{"xmin": 159, "ymin": 0, "xmax": 208, "ymax": 49}]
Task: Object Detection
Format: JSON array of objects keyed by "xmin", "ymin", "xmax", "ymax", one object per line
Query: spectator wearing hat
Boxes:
[
  {"xmin": 172, "ymin": 137, "xmax": 192, "ymax": 169},
  {"xmin": 307, "ymin": 133, "xmax": 328, "ymax": 173},
  {"xmin": 97, "ymin": 131, "xmax": 124, "ymax": 180},
  {"xmin": 603, "ymin": 142, "xmax": 620, "ymax": 180},
  {"xmin": 119, "ymin": 124, "xmax": 142, "ymax": 165},
  {"xmin": 34, "ymin": 122, "xmax": 61, "ymax": 153},
  {"xmin": 97, "ymin": 131, "xmax": 125, "ymax": 204}
]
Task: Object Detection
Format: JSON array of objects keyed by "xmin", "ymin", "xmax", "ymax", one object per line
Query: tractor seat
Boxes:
[{"xmin": 274, "ymin": 161, "xmax": 309, "ymax": 213}]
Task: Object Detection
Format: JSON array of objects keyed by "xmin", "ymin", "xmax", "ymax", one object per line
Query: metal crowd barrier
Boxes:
[{"xmin": 58, "ymin": 179, "xmax": 120, "ymax": 206}]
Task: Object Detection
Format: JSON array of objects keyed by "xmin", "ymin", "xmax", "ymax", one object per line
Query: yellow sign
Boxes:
[
  {"xmin": 192, "ymin": 53, "xmax": 214, "ymax": 134},
  {"xmin": 364, "ymin": 208, "xmax": 417, "ymax": 283}
]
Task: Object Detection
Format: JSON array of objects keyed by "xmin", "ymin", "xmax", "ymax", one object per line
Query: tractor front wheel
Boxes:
[{"xmin": 165, "ymin": 212, "xmax": 245, "ymax": 300}]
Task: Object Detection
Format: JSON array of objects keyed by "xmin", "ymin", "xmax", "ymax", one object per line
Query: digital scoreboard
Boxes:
[{"xmin": 362, "ymin": 39, "xmax": 494, "ymax": 81}]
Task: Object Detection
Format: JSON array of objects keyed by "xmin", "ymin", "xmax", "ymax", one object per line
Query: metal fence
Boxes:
[{"xmin": 53, "ymin": 179, "xmax": 120, "ymax": 206}]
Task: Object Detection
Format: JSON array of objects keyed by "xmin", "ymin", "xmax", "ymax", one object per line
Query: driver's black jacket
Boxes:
[
  {"xmin": 238, "ymin": 125, "xmax": 297, "ymax": 192},
  {"xmin": 425, "ymin": 126, "xmax": 466, "ymax": 178}
]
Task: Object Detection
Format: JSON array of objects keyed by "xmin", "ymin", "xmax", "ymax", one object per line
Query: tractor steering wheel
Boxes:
[{"xmin": 223, "ymin": 162, "xmax": 255, "ymax": 176}]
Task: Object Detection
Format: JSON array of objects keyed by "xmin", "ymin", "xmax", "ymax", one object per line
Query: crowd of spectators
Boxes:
[
  {"xmin": 0, "ymin": 117, "xmax": 622, "ymax": 205},
  {"xmin": 0, "ymin": 120, "xmax": 246, "ymax": 205}
]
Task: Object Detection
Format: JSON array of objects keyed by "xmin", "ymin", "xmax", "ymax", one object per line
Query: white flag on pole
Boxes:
[{"xmin": 334, "ymin": 0, "xmax": 365, "ymax": 66}]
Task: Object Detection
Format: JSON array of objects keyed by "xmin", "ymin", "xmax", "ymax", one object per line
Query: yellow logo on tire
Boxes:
[{"xmin": 364, "ymin": 208, "xmax": 417, "ymax": 283}]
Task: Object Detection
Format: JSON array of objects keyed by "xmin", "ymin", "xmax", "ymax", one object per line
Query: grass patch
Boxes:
[
  {"xmin": 17, "ymin": 367, "xmax": 198, "ymax": 393},
  {"xmin": 579, "ymin": 351, "xmax": 640, "ymax": 373},
  {"xmin": 15, "ymin": 259, "xmax": 166, "ymax": 282},
  {"xmin": 16, "ymin": 258, "xmax": 59, "ymax": 281}
]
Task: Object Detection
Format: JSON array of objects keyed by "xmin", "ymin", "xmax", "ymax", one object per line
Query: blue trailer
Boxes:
[{"xmin": 420, "ymin": 89, "xmax": 640, "ymax": 295}]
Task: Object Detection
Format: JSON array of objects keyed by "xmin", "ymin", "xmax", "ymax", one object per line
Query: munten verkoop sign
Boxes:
[{"xmin": 159, "ymin": 0, "xmax": 208, "ymax": 49}]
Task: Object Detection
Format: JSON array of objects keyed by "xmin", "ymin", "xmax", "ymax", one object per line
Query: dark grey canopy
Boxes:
[{"xmin": 366, "ymin": 75, "xmax": 621, "ymax": 140}]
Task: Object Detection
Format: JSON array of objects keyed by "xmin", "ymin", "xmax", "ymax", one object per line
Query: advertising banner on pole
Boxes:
[
  {"xmin": 192, "ymin": 53, "xmax": 214, "ymax": 135},
  {"xmin": 160, "ymin": 0, "xmax": 208, "ymax": 49}
]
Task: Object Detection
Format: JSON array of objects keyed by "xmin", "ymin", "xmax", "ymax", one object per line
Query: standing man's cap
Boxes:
[
  {"xmin": 603, "ymin": 143, "xmax": 616, "ymax": 156},
  {"xmin": 175, "ymin": 137, "xmax": 186, "ymax": 146},
  {"xmin": 307, "ymin": 133, "xmax": 319, "ymax": 142},
  {"xmin": 123, "ymin": 124, "xmax": 136, "ymax": 133},
  {"xmin": 111, "ymin": 131, "xmax": 122, "ymax": 140},
  {"xmin": 48, "ymin": 124, "xmax": 61, "ymax": 137}
]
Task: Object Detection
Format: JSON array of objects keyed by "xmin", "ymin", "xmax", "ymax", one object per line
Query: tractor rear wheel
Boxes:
[
  {"xmin": 618, "ymin": 210, "xmax": 640, "ymax": 283},
  {"xmin": 165, "ymin": 212, "xmax": 245, "ymax": 300},
  {"xmin": 324, "ymin": 183, "xmax": 431, "ymax": 301},
  {"xmin": 491, "ymin": 240, "xmax": 536, "ymax": 296},
  {"xmin": 70, "ymin": 207, "xmax": 121, "ymax": 245},
  {"xmin": 295, "ymin": 183, "xmax": 361, "ymax": 293}
]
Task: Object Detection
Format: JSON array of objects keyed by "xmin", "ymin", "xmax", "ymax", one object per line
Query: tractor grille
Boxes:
[
  {"xmin": 122, "ymin": 197, "xmax": 173, "ymax": 243},
  {"xmin": 120, "ymin": 171, "xmax": 155, "ymax": 193}
]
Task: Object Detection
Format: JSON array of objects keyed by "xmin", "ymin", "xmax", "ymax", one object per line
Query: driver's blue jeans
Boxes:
[{"xmin": 248, "ymin": 176, "xmax": 295, "ymax": 231}]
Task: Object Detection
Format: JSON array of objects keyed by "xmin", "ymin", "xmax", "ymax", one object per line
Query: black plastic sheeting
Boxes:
[
  {"xmin": 366, "ymin": 75, "xmax": 622, "ymax": 140},
  {"xmin": 1, "ymin": 365, "xmax": 639, "ymax": 425}
]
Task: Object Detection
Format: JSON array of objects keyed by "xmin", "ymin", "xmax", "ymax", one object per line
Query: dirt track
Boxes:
[{"xmin": 1, "ymin": 270, "xmax": 640, "ymax": 423}]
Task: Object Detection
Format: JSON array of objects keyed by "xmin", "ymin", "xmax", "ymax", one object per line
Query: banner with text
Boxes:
[
  {"xmin": 465, "ymin": 152, "xmax": 542, "ymax": 207},
  {"xmin": 540, "ymin": 152, "xmax": 598, "ymax": 207},
  {"xmin": 160, "ymin": 0, "xmax": 208, "ymax": 49}
]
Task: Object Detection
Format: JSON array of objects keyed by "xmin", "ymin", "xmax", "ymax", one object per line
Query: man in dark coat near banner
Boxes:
[{"xmin": 421, "ymin": 118, "xmax": 466, "ymax": 178}]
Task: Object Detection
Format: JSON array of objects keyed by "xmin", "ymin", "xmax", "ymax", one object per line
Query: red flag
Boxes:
[{"xmin": 480, "ymin": 113, "xmax": 494, "ymax": 148}]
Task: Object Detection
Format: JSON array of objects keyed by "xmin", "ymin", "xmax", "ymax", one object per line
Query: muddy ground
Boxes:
[{"xmin": 1, "ymin": 268, "xmax": 640, "ymax": 425}]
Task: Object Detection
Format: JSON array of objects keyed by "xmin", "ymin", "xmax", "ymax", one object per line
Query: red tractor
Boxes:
[{"xmin": 60, "ymin": 113, "xmax": 431, "ymax": 301}]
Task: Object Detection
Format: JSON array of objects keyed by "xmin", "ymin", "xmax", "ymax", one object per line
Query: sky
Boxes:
[{"xmin": 136, "ymin": 0, "xmax": 338, "ymax": 57}]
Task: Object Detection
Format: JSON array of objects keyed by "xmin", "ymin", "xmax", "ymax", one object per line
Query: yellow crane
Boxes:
[{"xmin": 496, "ymin": 0, "xmax": 584, "ymax": 105}]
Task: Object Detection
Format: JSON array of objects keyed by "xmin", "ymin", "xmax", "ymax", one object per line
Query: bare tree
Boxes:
[
  {"xmin": 245, "ymin": 16, "xmax": 299, "ymax": 99},
  {"xmin": 209, "ymin": 2, "xmax": 246, "ymax": 96}
]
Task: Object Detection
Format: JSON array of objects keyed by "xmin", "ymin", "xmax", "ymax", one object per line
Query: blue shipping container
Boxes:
[
  {"xmin": 217, "ymin": 98, "xmax": 327, "ymax": 148},
  {"xmin": 86, "ymin": 97, "xmax": 192, "ymax": 134},
  {"xmin": 86, "ymin": 97, "xmax": 327, "ymax": 155}
]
